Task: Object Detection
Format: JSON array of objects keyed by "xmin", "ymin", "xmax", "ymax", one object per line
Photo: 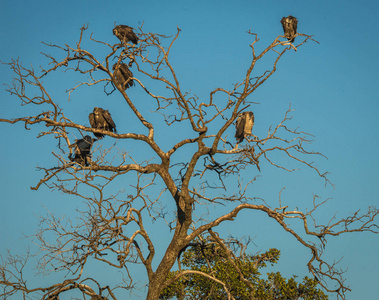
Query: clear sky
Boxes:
[{"xmin": 0, "ymin": 0, "xmax": 378, "ymax": 299}]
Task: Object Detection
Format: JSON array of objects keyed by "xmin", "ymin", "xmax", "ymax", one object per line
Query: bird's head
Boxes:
[
  {"xmin": 83, "ymin": 135, "xmax": 91, "ymax": 142},
  {"xmin": 84, "ymin": 135, "xmax": 97, "ymax": 144},
  {"xmin": 113, "ymin": 25, "xmax": 123, "ymax": 36}
]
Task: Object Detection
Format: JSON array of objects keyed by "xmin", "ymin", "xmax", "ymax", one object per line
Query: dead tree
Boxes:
[{"xmin": 0, "ymin": 24, "xmax": 378, "ymax": 300}]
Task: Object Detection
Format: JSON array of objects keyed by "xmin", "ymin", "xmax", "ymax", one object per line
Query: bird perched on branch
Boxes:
[
  {"xmin": 113, "ymin": 25, "xmax": 138, "ymax": 45},
  {"xmin": 235, "ymin": 111, "xmax": 254, "ymax": 143},
  {"xmin": 89, "ymin": 107, "xmax": 117, "ymax": 139},
  {"xmin": 112, "ymin": 63, "xmax": 134, "ymax": 90},
  {"xmin": 69, "ymin": 135, "xmax": 97, "ymax": 166},
  {"xmin": 280, "ymin": 15, "xmax": 298, "ymax": 42}
]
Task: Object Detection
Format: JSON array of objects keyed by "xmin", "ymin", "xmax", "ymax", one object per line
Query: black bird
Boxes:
[
  {"xmin": 113, "ymin": 63, "xmax": 134, "ymax": 90},
  {"xmin": 113, "ymin": 25, "xmax": 138, "ymax": 45},
  {"xmin": 235, "ymin": 111, "xmax": 255, "ymax": 143},
  {"xmin": 281, "ymin": 15, "xmax": 298, "ymax": 43},
  {"xmin": 89, "ymin": 107, "xmax": 117, "ymax": 139},
  {"xmin": 69, "ymin": 135, "xmax": 97, "ymax": 166}
]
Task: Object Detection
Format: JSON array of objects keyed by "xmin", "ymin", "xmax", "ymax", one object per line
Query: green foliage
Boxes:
[{"xmin": 160, "ymin": 239, "xmax": 327, "ymax": 300}]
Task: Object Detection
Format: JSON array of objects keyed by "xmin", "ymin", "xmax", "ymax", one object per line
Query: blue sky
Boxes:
[{"xmin": 0, "ymin": 0, "xmax": 378, "ymax": 299}]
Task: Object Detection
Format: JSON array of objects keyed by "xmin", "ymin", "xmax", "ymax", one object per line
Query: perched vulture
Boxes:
[
  {"xmin": 113, "ymin": 25, "xmax": 138, "ymax": 45},
  {"xmin": 113, "ymin": 63, "xmax": 134, "ymax": 90},
  {"xmin": 89, "ymin": 107, "xmax": 117, "ymax": 139},
  {"xmin": 280, "ymin": 15, "xmax": 298, "ymax": 42},
  {"xmin": 235, "ymin": 111, "xmax": 255, "ymax": 143},
  {"xmin": 69, "ymin": 135, "xmax": 97, "ymax": 166}
]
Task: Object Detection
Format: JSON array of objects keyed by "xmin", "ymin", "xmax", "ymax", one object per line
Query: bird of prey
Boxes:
[
  {"xmin": 235, "ymin": 111, "xmax": 255, "ymax": 143},
  {"xmin": 113, "ymin": 25, "xmax": 138, "ymax": 45},
  {"xmin": 280, "ymin": 15, "xmax": 298, "ymax": 42},
  {"xmin": 89, "ymin": 107, "xmax": 117, "ymax": 139},
  {"xmin": 112, "ymin": 63, "xmax": 134, "ymax": 90},
  {"xmin": 69, "ymin": 135, "xmax": 97, "ymax": 166}
]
